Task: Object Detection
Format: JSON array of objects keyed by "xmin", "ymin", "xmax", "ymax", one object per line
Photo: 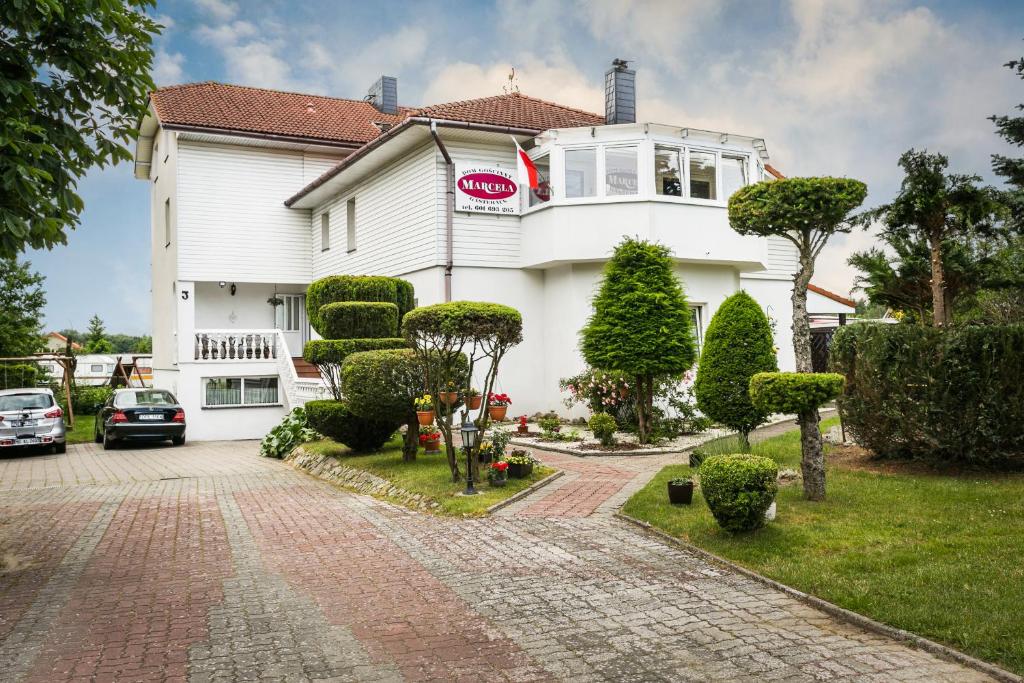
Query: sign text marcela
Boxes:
[{"xmin": 454, "ymin": 163, "xmax": 520, "ymax": 215}]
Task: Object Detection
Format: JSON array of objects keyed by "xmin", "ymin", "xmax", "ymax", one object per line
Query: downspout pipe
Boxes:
[{"xmin": 429, "ymin": 120, "xmax": 455, "ymax": 302}]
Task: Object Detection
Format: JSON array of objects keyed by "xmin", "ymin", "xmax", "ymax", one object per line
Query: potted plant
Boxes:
[
  {"xmin": 667, "ymin": 477, "xmax": 694, "ymax": 505},
  {"xmin": 488, "ymin": 392, "xmax": 511, "ymax": 421},
  {"xmin": 477, "ymin": 440, "xmax": 493, "ymax": 464},
  {"xmin": 466, "ymin": 387, "xmax": 482, "ymax": 410},
  {"xmin": 516, "ymin": 415, "xmax": 529, "ymax": 435},
  {"xmin": 439, "ymin": 380, "xmax": 459, "ymax": 406},
  {"xmin": 488, "ymin": 461, "xmax": 509, "ymax": 487},
  {"xmin": 414, "ymin": 394, "xmax": 435, "ymax": 426},
  {"xmin": 419, "ymin": 426, "xmax": 441, "ymax": 453},
  {"xmin": 505, "ymin": 449, "xmax": 535, "ymax": 478}
]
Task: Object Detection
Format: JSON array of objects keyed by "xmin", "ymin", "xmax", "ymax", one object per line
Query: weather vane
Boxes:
[{"xmin": 503, "ymin": 67, "xmax": 520, "ymax": 95}]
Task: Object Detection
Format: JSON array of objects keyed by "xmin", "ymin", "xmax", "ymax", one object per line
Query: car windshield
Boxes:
[
  {"xmin": 0, "ymin": 393, "xmax": 54, "ymax": 412},
  {"xmin": 114, "ymin": 390, "xmax": 177, "ymax": 407}
]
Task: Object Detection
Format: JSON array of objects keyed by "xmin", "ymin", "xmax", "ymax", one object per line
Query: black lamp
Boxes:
[{"xmin": 459, "ymin": 419, "xmax": 480, "ymax": 495}]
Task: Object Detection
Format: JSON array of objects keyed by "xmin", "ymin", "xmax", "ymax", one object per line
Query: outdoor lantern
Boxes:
[{"xmin": 460, "ymin": 420, "xmax": 480, "ymax": 495}]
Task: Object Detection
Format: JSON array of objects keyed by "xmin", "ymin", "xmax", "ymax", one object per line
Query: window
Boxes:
[
  {"xmin": 203, "ymin": 377, "xmax": 279, "ymax": 407},
  {"xmin": 689, "ymin": 307, "xmax": 703, "ymax": 355},
  {"xmin": 655, "ymin": 146, "xmax": 682, "ymax": 197},
  {"xmin": 114, "ymin": 390, "xmax": 176, "ymax": 407},
  {"xmin": 90, "ymin": 364, "xmax": 104, "ymax": 373},
  {"xmin": 346, "ymin": 198, "xmax": 356, "ymax": 252},
  {"xmin": 164, "ymin": 198, "xmax": 171, "ymax": 247},
  {"xmin": 605, "ymin": 146, "xmax": 638, "ymax": 196},
  {"xmin": 529, "ymin": 154, "xmax": 551, "ymax": 207},
  {"xmin": 564, "ymin": 147, "xmax": 597, "ymax": 198},
  {"xmin": 320, "ymin": 212, "xmax": 330, "ymax": 251},
  {"xmin": 689, "ymin": 151, "xmax": 717, "ymax": 200},
  {"xmin": 721, "ymin": 155, "xmax": 748, "ymax": 199},
  {"xmin": 275, "ymin": 296, "xmax": 302, "ymax": 332}
]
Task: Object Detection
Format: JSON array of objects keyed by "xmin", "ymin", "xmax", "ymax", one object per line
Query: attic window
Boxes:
[{"xmin": 372, "ymin": 121, "xmax": 393, "ymax": 133}]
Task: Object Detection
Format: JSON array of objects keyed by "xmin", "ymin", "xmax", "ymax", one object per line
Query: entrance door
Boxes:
[{"xmin": 275, "ymin": 294, "xmax": 308, "ymax": 357}]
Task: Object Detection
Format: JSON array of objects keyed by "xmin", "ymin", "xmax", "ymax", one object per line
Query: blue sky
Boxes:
[{"xmin": 27, "ymin": 0, "xmax": 1024, "ymax": 335}]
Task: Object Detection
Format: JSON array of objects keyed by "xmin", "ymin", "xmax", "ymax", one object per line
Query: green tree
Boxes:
[
  {"xmin": 694, "ymin": 292, "xmax": 778, "ymax": 451},
  {"xmin": 856, "ymin": 151, "xmax": 1002, "ymax": 327},
  {"xmin": 991, "ymin": 54, "xmax": 1024, "ymax": 231},
  {"xmin": 0, "ymin": 258, "xmax": 46, "ymax": 357},
  {"xmin": 83, "ymin": 314, "xmax": 114, "ymax": 354},
  {"xmin": 0, "ymin": 1, "xmax": 161, "ymax": 257},
  {"xmin": 580, "ymin": 238, "xmax": 696, "ymax": 444},
  {"xmin": 729, "ymin": 177, "xmax": 866, "ymax": 501},
  {"xmin": 134, "ymin": 336, "xmax": 152, "ymax": 354}
]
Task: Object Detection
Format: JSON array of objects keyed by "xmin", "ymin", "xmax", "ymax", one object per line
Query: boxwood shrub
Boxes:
[
  {"xmin": 699, "ymin": 454, "xmax": 778, "ymax": 532},
  {"xmin": 749, "ymin": 372, "xmax": 845, "ymax": 415},
  {"xmin": 588, "ymin": 412, "xmax": 617, "ymax": 446},
  {"xmin": 303, "ymin": 338, "xmax": 408, "ymax": 365},
  {"xmin": 319, "ymin": 302, "xmax": 398, "ymax": 340},
  {"xmin": 304, "ymin": 399, "xmax": 397, "ymax": 453},
  {"xmin": 830, "ymin": 323, "xmax": 1024, "ymax": 465},
  {"xmin": 306, "ymin": 275, "xmax": 414, "ymax": 336}
]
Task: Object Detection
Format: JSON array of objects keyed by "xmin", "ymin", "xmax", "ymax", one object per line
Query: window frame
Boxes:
[
  {"xmin": 201, "ymin": 376, "xmax": 281, "ymax": 409},
  {"xmin": 320, "ymin": 212, "xmax": 330, "ymax": 251},
  {"xmin": 346, "ymin": 198, "xmax": 357, "ymax": 253},
  {"xmin": 164, "ymin": 198, "xmax": 171, "ymax": 247}
]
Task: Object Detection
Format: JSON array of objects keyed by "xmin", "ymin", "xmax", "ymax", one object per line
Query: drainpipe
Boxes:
[{"xmin": 429, "ymin": 121, "xmax": 455, "ymax": 302}]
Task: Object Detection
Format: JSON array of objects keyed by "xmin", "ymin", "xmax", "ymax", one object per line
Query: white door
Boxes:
[{"xmin": 275, "ymin": 295, "xmax": 308, "ymax": 357}]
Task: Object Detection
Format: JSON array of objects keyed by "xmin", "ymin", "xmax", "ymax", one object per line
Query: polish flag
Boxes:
[{"xmin": 512, "ymin": 136, "xmax": 539, "ymax": 189}]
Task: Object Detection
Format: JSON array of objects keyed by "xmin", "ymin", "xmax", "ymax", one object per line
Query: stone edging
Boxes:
[
  {"xmin": 286, "ymin": 447, "xmax": 441, "ymax": 512},
  {"xmin": 614, "ymin": 512, "xmax": 1022, "ymax": 683},
  {"xmin": 485, "ymin": 470, "xmax": 565, "ymax": 513}
]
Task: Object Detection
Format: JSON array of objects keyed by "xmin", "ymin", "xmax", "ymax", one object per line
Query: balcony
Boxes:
[{"xmin": 193, "ymin": 330, "xmax": 278, "ymax": 361}]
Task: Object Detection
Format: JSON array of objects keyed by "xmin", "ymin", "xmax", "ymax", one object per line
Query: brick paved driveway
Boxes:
[{"xmin": 0, "ymin": 440, "xmax": 995, "ymax": 682}]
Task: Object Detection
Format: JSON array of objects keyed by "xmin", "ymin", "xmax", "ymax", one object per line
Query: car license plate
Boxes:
[
  {"xmin": 138, "ymin": 414, "xmax": 164, "ymax": 421},
  {"xmin": 12, "ymin": 420, "xmax": 36, "ymax": 427}
]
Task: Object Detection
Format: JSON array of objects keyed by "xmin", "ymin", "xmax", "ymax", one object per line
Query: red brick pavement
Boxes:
[{"xmin": 515, "ymin": 449, "xmax": 639, "ymax": 517}]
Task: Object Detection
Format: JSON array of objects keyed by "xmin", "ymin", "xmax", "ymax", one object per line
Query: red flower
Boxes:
[
  {"xmin": 491, "ymin": 461, "xmax": 509, "ymax": 472},
  {"xmin": 488, "ymin": 392, "xmax": 511, "ymax": 406}
]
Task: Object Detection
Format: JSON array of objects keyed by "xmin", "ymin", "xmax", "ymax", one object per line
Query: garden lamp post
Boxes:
[{"xmin": 460, "ymin": 420, "xmax": 480, "ymax": 495}]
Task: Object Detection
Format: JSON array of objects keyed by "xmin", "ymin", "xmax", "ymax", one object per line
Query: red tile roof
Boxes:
[
  {"xmin": 765, "ymin": 164, "xmax": 786, "ymax": 179},
  {"xmin": 808, "ymin": 283, "xmax": 856, "ymax": 309},
  {"xmin": 149, "ymin": 84, "xmax": 605, "ymax": 145},
  {"xmin": 149, "ymin": 82, "xmax": 412, "ymax": 146},
  {"xmin": 411, "ymin": 92, "xmax": 605, "ymax": 130}
]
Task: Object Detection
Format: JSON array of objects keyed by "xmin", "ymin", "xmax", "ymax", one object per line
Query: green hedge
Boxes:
[
  {"xmin": 68, "ymin": 385, "xmax": 113, "ymax": 415},
  {"xmin": 402, "ymin": 301, "xmax": 523, "ymax": 345},
  {"xmin": 306, "ymin": 275, "xmax": 414, "ymax": 337},
  {"xmin": 749, "ymin": 372, "xmax": 844, "ymax": 415},
  {"xmin": 341, "ymin": 349, "xmax": 422, "ymax": 421},
  {"xmin": 319, "ymin": 302, "xmax": 398, "ymax": 340},
  {"xmin": 831, "ymin": 323, "xmax": 1024, "ymax": 465},
  {"xmin": 303, "ymin": 338, "xmax": 408, "ymax": 365},
  {"xmin": 0, "ymin": 364, "xmax": 41, "ymax": 390},
  {"xmin": 699, "ymin": 454, "xmax": 778, "ymax": 532},
  {"xmin": 304, "ymin": 399, "xmax": 397, "ymax": 453}
]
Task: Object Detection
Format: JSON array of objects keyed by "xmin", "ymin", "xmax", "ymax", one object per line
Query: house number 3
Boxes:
[{"xmin": 181, "ymin": 290, "xmax": 189, "ymax": 300}]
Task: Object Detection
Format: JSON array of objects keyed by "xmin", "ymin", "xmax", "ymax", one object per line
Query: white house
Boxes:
[{"xmin": 133, "ymin": 64, "xmax": 854, "ymax": 441}]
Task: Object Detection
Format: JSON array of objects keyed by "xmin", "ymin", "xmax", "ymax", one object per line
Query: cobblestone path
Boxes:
[{"xmin": 0, "ymin": 439, "xmax": 996, "ymax": 681}]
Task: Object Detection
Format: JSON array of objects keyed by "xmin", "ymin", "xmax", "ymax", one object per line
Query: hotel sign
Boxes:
[{"xmin": 454, "ymin": 162, "xmax": 520, "ymax": 215}]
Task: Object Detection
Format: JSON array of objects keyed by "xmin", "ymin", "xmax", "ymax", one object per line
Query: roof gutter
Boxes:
[
  {"xmin": 429, "ymin": 121, "xmax": 455, "ymax": 302},
  {"xmin": 162, "ymin": 123, "xmax": 365, "ymax": 151}
]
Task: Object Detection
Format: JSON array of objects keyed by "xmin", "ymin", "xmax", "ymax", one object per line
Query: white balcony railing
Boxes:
[{"xmin": 194, "ymin": 330, "xmax": 277, "ymax": 361}]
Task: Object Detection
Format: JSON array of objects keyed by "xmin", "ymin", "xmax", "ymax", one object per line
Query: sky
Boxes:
[{"xmin": 26, "ymin": 0, "xmax": 1024, "ymax": 335}]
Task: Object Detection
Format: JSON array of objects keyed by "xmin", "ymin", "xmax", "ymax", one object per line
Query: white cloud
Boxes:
[
  {"xmin": 194, "ymin": 20, "xmax": 296, "ymax": 89},
  {"xmin": 422, "ymin": 60, "xmax": 603, "ymax": 111},
  {"xmin": 152, "ymin": 50, "xmax": 186, "ymax": 85},
  {"xmin": 193, "ymin": 0, "xmax": 238, "ymax": 22}
]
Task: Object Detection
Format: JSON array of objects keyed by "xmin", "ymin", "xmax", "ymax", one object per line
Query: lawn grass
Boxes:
[
  {"xmin": 63, "ymin": 416, "xmax": 96, "ymax": 444},
  {"xmin": 302, "ymin": 437, "xmax": 555, "ymax": 517},
  {"xmin": 622, "ymin": 417, "xmax": 1024, "ymax": 675}
]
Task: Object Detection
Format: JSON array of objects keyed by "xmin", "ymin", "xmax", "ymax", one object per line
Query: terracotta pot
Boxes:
[
  {"xmin": 416, "ymin": 410, "xmax": 435, "ymax": 426},
  {"xmin": 488, "ymin": 405, "xmax": 508, "ymax": 421},
  {"xmin": 439, "ymin": 391, "xmax": 458, "ymax": 405},
  {"xmin": 468, "ymin": 394, "xmax": 482, "ymax": 410},
  {"xmin": 517, "ymin": 425, "xmax": 529, "ymax": 435},
  {"xmin": 424, "ymin": 437, "xmax": 441, "ymax": 453}
]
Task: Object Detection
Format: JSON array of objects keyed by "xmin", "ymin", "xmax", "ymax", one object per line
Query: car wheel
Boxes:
[
  {"xmin": 172, "ymin": 435, "xmax": 185, "ymax": 446},
  {"xmin": 53, "ymin": 442, "xmax": 66, "ymax": 454},
  {"xmin": 102, "ymin": 431, "xmax": 115, "ymax": 451}
]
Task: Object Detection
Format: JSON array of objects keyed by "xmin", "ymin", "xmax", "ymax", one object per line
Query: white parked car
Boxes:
[{"xmin": 0, "ymin": 387, "xmax": 67, "ymax": 454}]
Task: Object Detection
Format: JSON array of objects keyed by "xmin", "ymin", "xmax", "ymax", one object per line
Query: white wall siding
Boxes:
[
  {"xmin": 312, "ymin": 142, "xmax": 437, "ymax": 278},
  {"xmin": 764, "ymin": 235, "xmax": 800, "ymax": 277},
  {"xmin": 150, "ymin": 129, "xmax": 179, "ymax": 370},
  {"xmin": 177, "ymin": 141, "xmax": 340, "ymax": 283}
]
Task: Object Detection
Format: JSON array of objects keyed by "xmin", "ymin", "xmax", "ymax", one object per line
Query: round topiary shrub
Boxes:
[
  {"xmin": 749, "ymin": 372, "xmax": 845, "ymax": 415},
  {"xmin": 699, "ymin": 454, "xmax": 779, "ymax": 532},
  {"xmin": 306, "ymin": 275, "xmax": 414, "ymax": 337},
  {"xmin": 304, "ymin": 399, "xmax": 397, "ymax": 453},
  {"xmin": 319, "ymin": 301, "xmax": 398, "ymax": 340},
  {"xmin": 588, "ymin": 412, "xmax": 617, "ymax": 446}
]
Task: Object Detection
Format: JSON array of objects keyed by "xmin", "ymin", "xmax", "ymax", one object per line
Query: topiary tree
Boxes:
[
  {"xmin": 402, "ymin": 301, "xmax": 523, "ymax": 482},
  {"xmin": 729, "ymin": 177, "xmax": 866, "ymax": 500},
  {"xmin": 749, "ymin": 371, "xmax": 844, "ymax": 500},
  {"xmin": 306, "ymin": 275, "xmax": 414, "ymax": 336},
  {"xmin": 699, "ymin": 454, "xmax": 778, "ymax": 533},
  {"xmin": 694, "ymin": 291, "xmax": 777, "ymax": 451},
  {"xmin": 580, "ymin": 238, "xmax": 696, "ymax": 444},
  {"xmin": 304, "ymin": 399, "xmax": 397, "ymax": 452}
]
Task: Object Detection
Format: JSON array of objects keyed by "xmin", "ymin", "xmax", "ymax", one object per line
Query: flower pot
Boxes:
[
  {"xmin": 439, "ymin": 391, "xmax": 458, "ymax": 405},
  {"xmin": 667, "ymin": 481, "xmax": 694, "ymax": 505},
  {"xmin": 488, "ymin": 474, "xmax": 508, "ymax": 487},
  {"xmin": 468, "ymin": 395, "xmax": 482, "ymax": 410},
  {"xmin": 507, "ymin": 462, "xmax": 533, "ymax": 479},
  {"xmin": 517, "ymin": 425, "xmax": 529, "ymax": 435},
  {"xmin": 488, "ymin": 405, "xmax": 508, "ymax": 421},
  {"xmin": 416, "ymin": 410, "xmax": 435, "ymax": 426},
  {"xmin": 424, "ymin": 437, "xmax": 441, "ymax": 453},
  {"xmin": 478, "ymin": 450, "xmax": 492, "ymax": 464}
]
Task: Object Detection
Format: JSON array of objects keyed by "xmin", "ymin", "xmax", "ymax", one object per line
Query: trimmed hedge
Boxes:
[
  {"xmin": 306, "ymin": 275, "xmax": 414, "ymax": 336},
  {"xmin": 749, "ymin": 372, "xmax": 844, "ymax": 415},
  {"xmin": 303, "ymin": 338, "xmax": 408, "ymax": 365},
  {"xmin": 699, "ymin": 454, "xmax": 778, "ymax": 532},
  {"xmin": 694, "ymin": 291, "xmax": 778, "ymax": 440},
  {"xmin": 831, "ymin": 323, "xmax": 1024, "ymax": 465},
  {"xmin": 340, "ymin": 349, "xmax": 422, "ymax": 420},
  {"xmin": 319, "ymin": 302, "xmax": 398, "ymax": 340},
  {"xmin": 304, "ymin": 399, "xmax": 397, "ymax": 452},
  {"xmin": 402, "ymin": 301, "xmax": 523, "ymax": 346}
]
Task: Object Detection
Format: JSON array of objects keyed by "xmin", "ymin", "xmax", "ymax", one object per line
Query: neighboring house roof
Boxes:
[
  {"xmin": 412, "ymin": 92, "xmax": 605, "ymax": 130},
  {"xmin": 808, "ymin": 284, "xmax": 856, "ymax": 309},
  {"xmin": 45, "ymin": 332, "xmax": 82, "ymax": 350},
  {"xmin": 149, "ymin": 82, "xmax": 412, "ymax": 146},
  {"xmin": 764, "ymin": 164, "xmax": 786, "ymax": 179}
]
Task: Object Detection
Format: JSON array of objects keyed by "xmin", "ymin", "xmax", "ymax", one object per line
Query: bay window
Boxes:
[
  {"xmin": 564, "ymin": 147, "xmax": 597, "ymax": 198},
  {"xmin": 529, "ymin": 154, "xmax": 551, "ymax": 207},
  {"xmin": 655, "ymin": 146, "xmax": 683, "ymax": 197},
  {"xmin": 605, "ymin": 145, "xmax": 638, "ymax": 196},
  {"xmin": 689, "ymin": 151, "xmax": 717, "ymax": 200},
  {"xmin": 204, "ymin": 376, "xmax": 279, "ymax": 407},
  {"xmin": 721, "ymin": 155, "xmax": 748, "ymax": 200}
]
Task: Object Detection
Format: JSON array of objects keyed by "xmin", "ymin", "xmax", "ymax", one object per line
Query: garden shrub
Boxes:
[
  {"xmin": 306, "ymin": 275, "xmax": 414, "ymax": 337},
  {"xmin": 304, "ymin": 338, "xmax": 408, "ymax": 365},
  {"xmin": 304, "ymin": 399, "xmax": 397, "ymax": 452},
  {"xmin": 694, "ymin": 291, "xmax": 777, "ymax": 449},
  {"xmin": 69, "ymin": 384, "xmax": 113, "ymax": 415},
  {"xmin": 402, "ymin": 301, "xmax": 523, "ymax": 346},
  {"xmin": 0, "ymin": 363, "xmax": 40, "ymax": 390},
  {"xmin": 749, "ymin": 372, "xmax": 845, "ymax": 415},
  {"xmin": 260, "ymin": 407, "xmax": 319, "ymax": 459},
  {"xmin": 588, "ymin": 412, "xmax": 617, "ymax": 446},
  {"xmin": 318, "ymin": 302, "xmax": 398, "ymax": 340},
  {"xmin": 830, "ymin": 323, "xmax": 1024, "ymax": 465},
  {"xmin": 699, "ymin": 454, "xmax": 779, "ymax": 532}
]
